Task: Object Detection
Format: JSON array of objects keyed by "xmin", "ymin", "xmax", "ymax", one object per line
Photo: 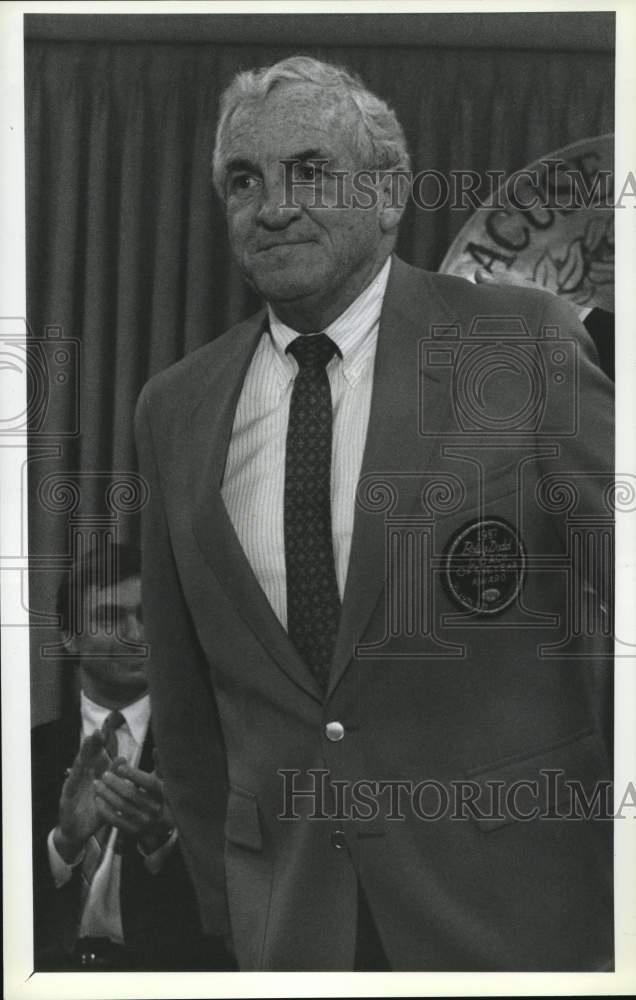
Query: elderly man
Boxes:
[
  {"xmin": 135, "ymin": 57, "xmax": 613, "ymax": 970},
  {"xmin": 31, "ymin": 541, "xmax": 234, "ymax": 970}
]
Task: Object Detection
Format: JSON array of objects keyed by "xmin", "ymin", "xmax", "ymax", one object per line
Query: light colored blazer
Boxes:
[{"xmin": 135, "ymin": 257, "xmax": 614, "ymax": 971}]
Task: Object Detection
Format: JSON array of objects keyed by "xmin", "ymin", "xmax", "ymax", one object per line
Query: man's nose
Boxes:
[{"xmin": 256, "ymin": 171, "xmax": 302, "ymax": 228}]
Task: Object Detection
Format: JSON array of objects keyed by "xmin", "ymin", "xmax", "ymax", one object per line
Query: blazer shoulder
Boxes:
[
  {"xmin": 397, "ymin": 261, "xmax": 594, "ymax": 346},
  {"xmin": 31, "ymin": 716, "xmax": 79, "ymax": 823},
  {"xmin": 424, "ymin": 267, "xmax": 567, "ymax": 321},
  {"xmin": 139, "ymin": 311, "xmax": 265, "ymax": 411},
  {"xmin": 31, "ymin": 716, "xmax": 78, "ymax": 762}
]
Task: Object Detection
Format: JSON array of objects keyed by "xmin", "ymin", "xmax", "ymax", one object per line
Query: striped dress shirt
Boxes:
[{"xmin": 221, "ymin": 256, "xmax": 392, "ymax": 630}]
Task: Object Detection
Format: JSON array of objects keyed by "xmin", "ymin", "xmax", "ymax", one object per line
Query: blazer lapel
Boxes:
[
  {"xmin": 328, "ymin": 259, "xmax": 458, "ymax": 694},
  {"xmin": 190, "ymin": 314, "xmax": 324, "ymax": 703},
  {"xmin": 138, "ymin": 726, "xmax": 154, "ymax": 773}
]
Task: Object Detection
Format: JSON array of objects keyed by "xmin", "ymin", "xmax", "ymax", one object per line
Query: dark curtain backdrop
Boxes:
[{"xmin": 26, "ymin": 38, "xmax": 614, "ymax": 723}]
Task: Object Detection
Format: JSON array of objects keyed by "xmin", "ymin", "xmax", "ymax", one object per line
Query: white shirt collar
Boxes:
[
  {"xmin": 80, "ymin": 690, "xmax": 151, "ymax": 749},
  {"xmin": 267, "ymin": 255, "xmax": 392, "ymax": 387}
]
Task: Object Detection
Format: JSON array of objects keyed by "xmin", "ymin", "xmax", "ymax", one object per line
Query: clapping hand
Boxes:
[
  {"xmin": 54, "ymin": 730, "xmax": 112, "ymax": 863},
  {"xmin": 94, "ymin": 754, "xmax": 175, "ymax": 855}
]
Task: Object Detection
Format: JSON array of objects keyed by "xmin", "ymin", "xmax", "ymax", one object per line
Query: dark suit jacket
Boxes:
[
  {"xmin": 31, "ymin": 713, "xmax": 234, "ymax": 970},
  {"xmin": 583, "ymin": 307, "xmax": 614, "ymax": 382},
  {"xmin": 135, "ymin": 258, "xmax": 614, "ymax": 971}
]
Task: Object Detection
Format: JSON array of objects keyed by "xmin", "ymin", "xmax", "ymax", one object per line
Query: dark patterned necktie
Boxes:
[
  {"xmin": 102, "ymin": 709, "xmax": 125, "ymax": 762},
  {"xmin": 285, "ymin": 333, "xmax": 342, "ymax": 694}
]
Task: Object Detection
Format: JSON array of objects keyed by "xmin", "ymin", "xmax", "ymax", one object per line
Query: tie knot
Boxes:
[
  {"xmin": 102, "ymin": 710, "xmax": 125, "ymax": 736},
  {"xmin": 286, "ymin": 333, "xmax": 340, "ymax": 371}
]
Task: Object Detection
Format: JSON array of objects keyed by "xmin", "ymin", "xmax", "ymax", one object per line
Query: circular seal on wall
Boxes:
[
  {"xmin": 443, "ymin": 518, "xmax": 526, "ymax": 615},
  {"xmin": 439, "ymin": 134, "xmax": 614, "ymax": 315}
]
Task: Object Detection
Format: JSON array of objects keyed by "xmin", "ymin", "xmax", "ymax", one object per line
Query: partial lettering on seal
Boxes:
[{"xmin": 443, "ymin": 518, "xmax": 526, "ymax": 615}]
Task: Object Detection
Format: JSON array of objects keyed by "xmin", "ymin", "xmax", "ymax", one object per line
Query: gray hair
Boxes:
[{"xmin": 212, "ymin": 55, "xmax": 411, "ymax": 198}]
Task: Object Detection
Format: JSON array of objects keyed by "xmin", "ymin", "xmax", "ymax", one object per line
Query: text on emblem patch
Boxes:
[{"xmin": 443, "ymin": 518, "xmax": 526, "ymax": 615}]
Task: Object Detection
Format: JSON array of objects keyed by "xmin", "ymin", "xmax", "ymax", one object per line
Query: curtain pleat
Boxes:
[{"xmin": 25, "ymin": 39, "xmax": 613, "ymax": 722}]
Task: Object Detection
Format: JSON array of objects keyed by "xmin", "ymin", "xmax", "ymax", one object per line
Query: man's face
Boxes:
[
  {"xmin": 221, "ymin": 83, "xmax": 394, "ymax": 325},
  {"xmin": 70, "ymin": 574, "xmax": 148, "ymax": 704}
]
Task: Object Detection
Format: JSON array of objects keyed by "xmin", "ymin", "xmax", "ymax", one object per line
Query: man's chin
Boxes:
[
  {"xmin": 247, "ymin": 260, "xmax": 327, "ymax": 304},
  {"xmin": 111, "ymin": 667, "xmax": 148, "ymax": 691},
  {"xmin": 115, "ymin": 679, "xmax": 149, "ymax": 705}
]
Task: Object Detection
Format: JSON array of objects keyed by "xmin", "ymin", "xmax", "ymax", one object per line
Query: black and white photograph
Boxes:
[{"xmin": 2, "ymin": 1, "xmax": 635, "ymax": 996}]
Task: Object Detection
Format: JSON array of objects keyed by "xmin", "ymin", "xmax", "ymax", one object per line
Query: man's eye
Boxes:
[
  {"xmin": 296, "ymin": 162, "xmax": 323, "ymax": 183},
  {"xmin": 228, "ymin": 173, "xmax": 260, "ymax": 195},
  {"xmin": 298, "ymin": 163, "xmax": 317, "ymax": 181}
]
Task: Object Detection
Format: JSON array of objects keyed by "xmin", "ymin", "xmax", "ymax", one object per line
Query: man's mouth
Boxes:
[{"xmin": 256, "ymin": 240, "xmax": 311, "ymax": 252}]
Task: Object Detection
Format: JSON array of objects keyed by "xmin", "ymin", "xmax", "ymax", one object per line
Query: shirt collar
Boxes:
[
  {"xmin": 80, "ymin": 690, "xmax": 151, "ymax": 749},
  {"xmin": 267, "ymin": 255, "xmax": 392, "ymax": 387}
]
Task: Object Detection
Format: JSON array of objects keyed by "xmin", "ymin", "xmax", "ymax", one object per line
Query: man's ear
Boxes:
[{"xmin": 377, "ymin": 169, "xmax": 409, "ymax": 235}]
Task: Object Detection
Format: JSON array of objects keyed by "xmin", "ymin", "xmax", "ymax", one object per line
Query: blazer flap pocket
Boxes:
[
  {"xmin": 465, "ymin": 728, "xmax": 607, "ymax": 832},
  {"xmin": 225, "ymin": 784, "xmax": 263, "ymax": 851}
]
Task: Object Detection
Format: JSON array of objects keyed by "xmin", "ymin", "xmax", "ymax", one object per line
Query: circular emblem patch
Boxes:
[
  {"xmin": 444, "ymin": 518, "xmax": 526, "ymax": 615},
  {"xmin": 439, "ymin": 134, "xmax": 614, "ymax": 315}
]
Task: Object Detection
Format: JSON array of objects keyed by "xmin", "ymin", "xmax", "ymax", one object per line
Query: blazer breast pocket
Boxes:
[{"xmin": 456, "ymin": 459, "xmax": 523, "ymax": 515}]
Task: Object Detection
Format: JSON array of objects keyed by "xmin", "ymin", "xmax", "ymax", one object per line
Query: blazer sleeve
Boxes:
[
  {"xmin": 534, "ymin": 293, "xmax": 614, "ymax": 757},
  {"xmin": 535, "ymin": 292, "xmax": 613, "ymax": 494},
  {"xmin": 120, "ymin": 827, "xmax": 236, "ymax": 969},
  {"xmin": 31, "ymin": 722, "xmax": 82, "ymax": 967},
  {"xmin": 134, "ymin": 385, "xmax": 231, "ymax": 939}
]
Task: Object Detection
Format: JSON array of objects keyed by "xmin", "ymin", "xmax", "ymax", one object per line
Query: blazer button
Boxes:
[
  {"xmin": 325, "ymin": 721, "xmax": 344, "ymax": 742},
  {"xmin": 331, "ymin": 829, "xmax": 347, "ymax": 850}
]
